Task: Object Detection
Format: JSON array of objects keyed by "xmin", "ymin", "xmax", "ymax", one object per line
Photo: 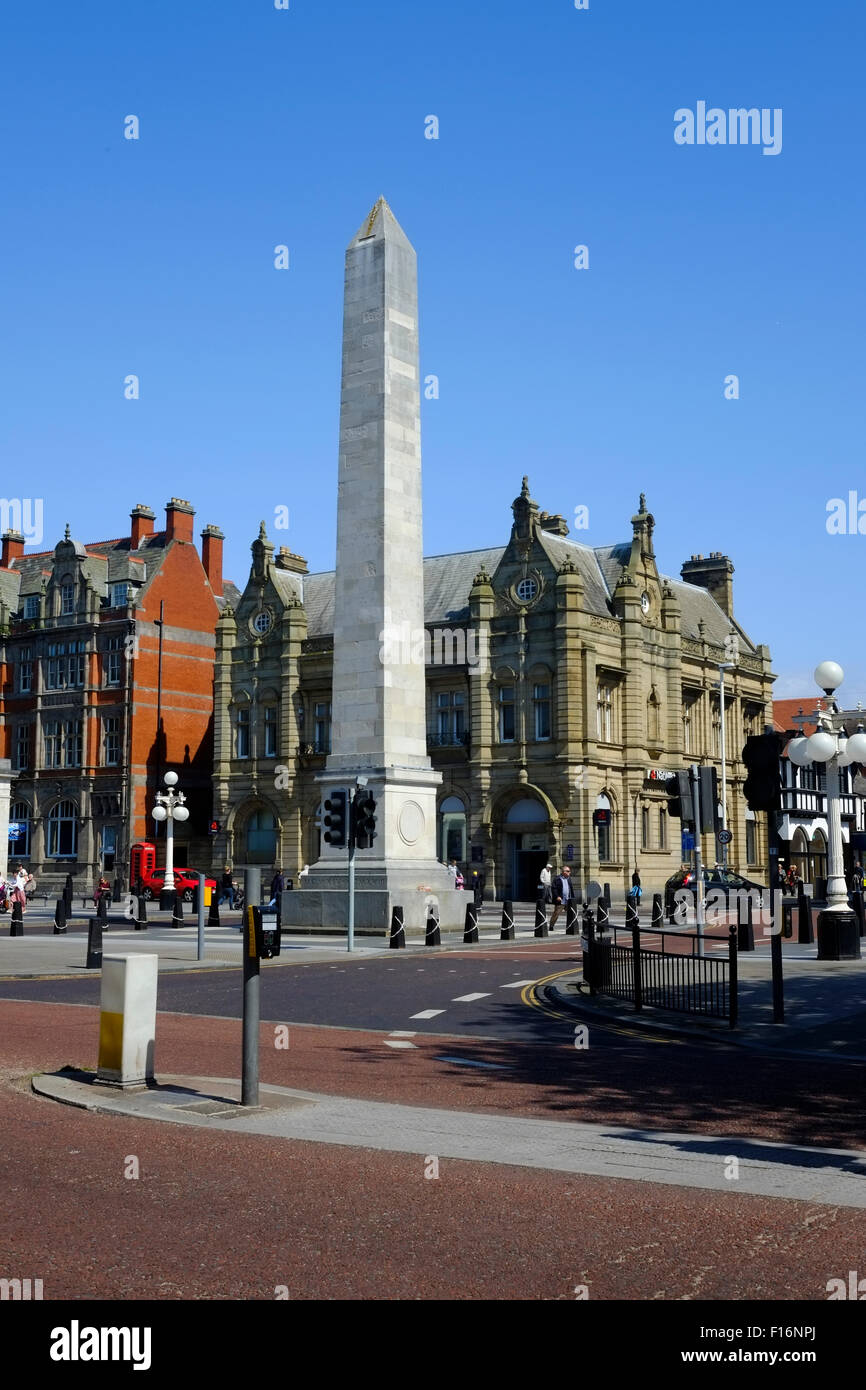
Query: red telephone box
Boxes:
[{"xmin": 130, "ymin": 842, "xmax": 156, "ymax": 889}]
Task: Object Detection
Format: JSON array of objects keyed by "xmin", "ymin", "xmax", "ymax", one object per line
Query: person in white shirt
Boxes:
[{"xmin": 539, "ymin": 863, "xmax": 553, "ymax": 904}]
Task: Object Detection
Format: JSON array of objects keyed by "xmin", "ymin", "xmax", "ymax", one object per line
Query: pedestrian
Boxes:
[
  {"xmin": 774, "ymin": 861, "xmax": 787, "ymax": 891},
  {"xmin": 218, "ymin": 865, "xmax": 235, "ymax": 908},
  {"xmin": 539, "ymin": 862, "xmax": 553, "ymax": 904},
  {"xmin": 268, "ymin": 868, "xmax": 286, "ymax": 910},
  {"xmin": 549, "ymin": 865, "xmax": 573, "ymax": 930},
  {"xmin": 447, "ymin": 858, "xmax": 458, "ymax": 882},
  {"xmin": 93, "ymin": 874, "xmax": 110, "ymax": 906},
  {"xmin": 851, "ymin": 862, "xmax": 864, "ymax": 895},
  {"xmin": 630, "ymin": 868, "xmax": 642, "ymax": 904}
]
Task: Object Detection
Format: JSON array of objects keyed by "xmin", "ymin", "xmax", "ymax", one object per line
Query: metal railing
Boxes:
[{"xmin": 588, "ymin": 920, "xmax": 738, "ymax": 1027}]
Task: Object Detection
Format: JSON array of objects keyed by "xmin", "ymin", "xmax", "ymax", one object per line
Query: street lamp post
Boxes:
[
  {"xmin": 787, "ymin": 661, "xmax": 863, "ymax": 960},
  {"xmin": 718, "ymin": 662, "xmax": 734, "ymax": 867},
  {"xmin": 151, "ymin": 771, "xmax": 189, "ymax": 910}
]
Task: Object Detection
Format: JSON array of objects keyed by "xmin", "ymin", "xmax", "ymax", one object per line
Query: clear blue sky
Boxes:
[{"xmin": 3, "ymin": 0, "xmax": 864, "ymax": 702}]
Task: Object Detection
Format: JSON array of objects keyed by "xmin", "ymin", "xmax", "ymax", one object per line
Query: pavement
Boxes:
[{"xmin": 34, "ymin": 1067, "xmax": 866, "ymax": 1209}]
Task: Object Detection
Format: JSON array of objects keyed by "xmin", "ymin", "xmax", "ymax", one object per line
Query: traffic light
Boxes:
[
  {"xmin": 742, "ymin": 733, "xmax": 784, "ymax": 812},
  {"xmin": 323, "ymin": 789, "xmax": 348, "ymax": 848},
  {"xmin": 352, "ymin": 790, "xmax": 378, "ymax": 849},
  {"xmin": 698, "ymin": 766, "xmax": 719, "ymax": 835},
  {"xmin": 664, "ymin": 770, "xmax": 694, "ymax": 823},
  {"xmin": 208, "ymin": 820, "xmax": 220, "ymax": 836}
]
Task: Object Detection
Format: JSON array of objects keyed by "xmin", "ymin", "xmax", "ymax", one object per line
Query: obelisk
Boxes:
[{"xmin": 297, "ymin": 197, "xmax": 464, "ymax": 932}]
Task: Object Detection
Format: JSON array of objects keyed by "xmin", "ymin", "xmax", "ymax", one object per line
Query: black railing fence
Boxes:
[{"xmin": 585, "ymin": 919, "xmax": 738, "ymax": 1028}]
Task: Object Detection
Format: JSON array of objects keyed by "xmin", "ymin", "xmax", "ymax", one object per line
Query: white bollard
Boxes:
[{"xmin": 96, "ymin": 954, "xmax": 158, "ymax": 1089}]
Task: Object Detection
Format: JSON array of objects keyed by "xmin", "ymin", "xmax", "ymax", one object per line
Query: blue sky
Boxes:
[{"xmin": 3, "ymin": 0, "xmax": 864, "ymax": 701}]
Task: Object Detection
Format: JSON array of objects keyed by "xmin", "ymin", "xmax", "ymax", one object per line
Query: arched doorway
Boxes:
[
  {"xmin": 439, "ymin": 796, "xmax": 467, "ymax": 863},
  {"xmin": 504, "ymin": 797, "xmax": 550, "ymax": 902}
]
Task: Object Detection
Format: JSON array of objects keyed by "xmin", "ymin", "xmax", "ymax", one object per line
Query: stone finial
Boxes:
[
  {"xmin": 558, "ymin": 558, "xmax": 577, "ymax": 575},
  {"xmin": 259, "ymin": 520, "xmax": 267, "ymax": 539},
  {"xmin": 698, "ymin": 618, "xmax": 707, "ymax": 639},
  {"xmin": 472, "ymin": 564, "xmax": 492, "ymax": 587},
  {"xmin": 639, "ymin": 492, "xmax": 647, "ymax": 513},
  {"xmin": 521, "ymin": 476, "xmax": 530, "ymax": 498},
  {"xmin": 64, "ymin": 523, "xmax": 70, "ymax": 541}
]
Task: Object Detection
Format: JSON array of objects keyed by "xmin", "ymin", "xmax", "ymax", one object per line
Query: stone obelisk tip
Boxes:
[{"xmin": 347, "ymin": 196, "xmax": 413, "ymax": 250}]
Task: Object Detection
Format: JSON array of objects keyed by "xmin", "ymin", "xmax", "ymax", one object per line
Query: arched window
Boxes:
[
  {"xmin": 245, "ymin": 809, "xmax": 277, "ymax": 865},
  {"xmin": 790, "ymin": 827, "xmax": 809, "ymax": 882},
  {"xmin": 47, "ymin": 800, "xmax": 78, "ymax": 858},
  {"xmin": 811, "ymin": 829, "xmax": 828, "ymax": 886},
  {"xmin": 647, "ymin": 687, "xmax": 661, "ymax": 745},
  {"xmin": 596, "ymin": 792, "xmax": 614, "ymax": 863},
  {"xmin": 439, "ymin": 795, "xmax": 467, "ymax": 862},
  {"xmin": 9, "ymin": 801, "xmax": 31, "ymax": 858}
]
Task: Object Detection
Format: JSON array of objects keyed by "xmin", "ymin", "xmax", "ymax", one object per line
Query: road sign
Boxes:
[
  {"xmin": 7, "ymin": 823, "xmax": 22, "ymax": 839},
  {"xmin": 717, "ymin": 829, "xmax": 733, "ymax": 845},
  {"xmin": 565, "ymin": 843, "xmax": 574, "ymax": 861},
  {"xmin": 681, "ymin": 831, "xmax": 695, "ymax": 854}
]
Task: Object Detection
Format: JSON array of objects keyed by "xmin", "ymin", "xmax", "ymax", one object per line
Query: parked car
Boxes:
[
  {"xmin": 664, "ymin": 866, "xmax": 767, "ymax": 923},
  {"xmin": 140, "ymin": 867, "xmax": 217, "ymax": 903}
]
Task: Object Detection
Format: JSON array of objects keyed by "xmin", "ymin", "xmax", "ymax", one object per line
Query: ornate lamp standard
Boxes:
[
  {"xmin": 151, "ymin": 771, "xmax": 189, "ymax": 910},
  {"xmin": 787, "ymin": 661, "xmax": 864, "ymax": 960}
]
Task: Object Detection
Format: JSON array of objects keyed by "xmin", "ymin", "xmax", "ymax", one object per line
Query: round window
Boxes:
[
  {"xmin": 251, "ymin": 609, "xmax": 273, "ymax": 636},
  {"xmin": 516, "ymin": 578, "xmax": 538, "ymax": 602}
]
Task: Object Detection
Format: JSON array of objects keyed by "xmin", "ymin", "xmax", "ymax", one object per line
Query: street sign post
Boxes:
[
  {"xmin": 681, "ymin": 831, "xmax": 695, "ymax": 854},
  {"xmin": 718, "ymin": 829, "xmax": 733, "ymax": 846}
]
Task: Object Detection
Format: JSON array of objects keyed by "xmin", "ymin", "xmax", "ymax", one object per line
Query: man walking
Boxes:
[
  {"xmin": 550, "ymin": 865, "xmax": 573, "ymax": 930},
  {"xmin": 539, "ymin": 862, "xmax": 553, "ymax": 905}
]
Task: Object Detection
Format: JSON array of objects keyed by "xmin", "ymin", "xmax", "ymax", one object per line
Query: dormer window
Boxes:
[
  {"xmin": 61, "ymin": 583, "xmax": 75, "ymax": 616},
  {"xmin": 24, "ymin": 595, "xmax": 39, "ymax": 620},
  {"xmin": 112, "ymin": 583, "xmax": 129, "ymax": 608}
]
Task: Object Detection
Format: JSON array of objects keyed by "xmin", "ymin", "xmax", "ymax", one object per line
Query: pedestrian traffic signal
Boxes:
[
  {"xmin": 323, "ymin": 789, "xmax": 348, "ymax": 848},
  {"xmin": 352, "ymin": 790, "xmax": 377, "ymax": 849},
  {"xmin": 208, "ymin": 820, "xmax": 220, "ymax": 836},
  {"xmin": 742, "ymin": 733, "xmax": 784, "ymax": 812},
  {"xmin": 664, "ymin": 770, "xmax": 694, "ymax": 823}
]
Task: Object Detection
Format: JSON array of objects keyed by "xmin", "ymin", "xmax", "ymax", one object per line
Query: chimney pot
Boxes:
[
  {"xmin": 1, "ymin": 529, "xmax": 25, "ymax": 567},
  {"xmin": 201, "ymin": 524, "xmax": 224, "ymax": 596},
  {"xmin": 165, "ymin": 497, "xmax": 195, "ymax": 544}
]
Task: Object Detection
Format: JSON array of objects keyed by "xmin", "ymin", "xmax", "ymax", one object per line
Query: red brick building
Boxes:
[{"xmin": 0, "ymin": 499, "xmax": 239, "ymax": 894}]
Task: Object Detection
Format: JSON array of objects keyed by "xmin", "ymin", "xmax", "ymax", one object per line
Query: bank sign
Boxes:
[{"xmin": 646, "ymin": 768, "xmax": 675, "ymax": 782}]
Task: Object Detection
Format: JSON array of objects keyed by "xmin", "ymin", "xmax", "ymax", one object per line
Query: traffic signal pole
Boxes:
[
  {"xmin": 691, "ymin": 763, "xmax": 705, "ymax": 957},
  {"xmin": 347, "ymin": 826, "xmax": 355, "ymax": 954}
]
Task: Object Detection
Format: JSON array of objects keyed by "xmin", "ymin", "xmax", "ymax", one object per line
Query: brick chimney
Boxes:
[
  {"xmin": 680, "ymin": 551, "xmax": 735, "ymax": 617},
  {"xmin": 1, "ymin": 530, "xmax": 25, "ymax": 567},
  {"xmin": 130, "ymin": 504, "xmax": 156, "ymax": 549},
  {"xmin": 165, "ymin": 497, "xmax": 195, "ymax": 544},
  {"xmin": 201, "ymin": 524, "xmax": 224, "ymax": 596}
]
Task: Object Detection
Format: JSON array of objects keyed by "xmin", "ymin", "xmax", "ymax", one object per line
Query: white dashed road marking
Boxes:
[
  {"xmin": 451, "ymin": 993, "xmax": 491, "ymax": 1003},
  {"xmin": 500, "ymin": 979, "xmax": 536, "ymax": 988},
  {"xmin": 410, "ymin": 1009, "xmax": 446, "ymax": 1020}
]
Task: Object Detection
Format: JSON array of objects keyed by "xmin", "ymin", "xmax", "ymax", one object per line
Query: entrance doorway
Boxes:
[{"xmin": 515, "ymin": 847, "xmax": 548, "ymax": 902}]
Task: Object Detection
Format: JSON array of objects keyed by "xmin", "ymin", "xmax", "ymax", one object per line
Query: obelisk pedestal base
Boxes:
[{"xmin": 283, "ymin": 863, "xmax": 472, "ymax": 937}]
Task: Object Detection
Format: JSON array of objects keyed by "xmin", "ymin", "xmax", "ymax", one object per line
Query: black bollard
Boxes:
[
  {"xmin": 96, "ymin": 892, "xmax": 109, "ymax": 927},
  {"xmin": 853, "ymin": 889, "xmax": 866, "ymax": 938},
  {"xmin": 389, "ymin": 905, "xmax": 406, "ymax": 949},
  {"xmin": 191, "ymin": 882, "xmax": 200, "ymax": 916},
  {"xmin": 596, "ymin": 897, "xmax": 609, "ymax": 933},
  {"xmin": 500, "ymin": 899, "xmax": 515, "ymax": 941},
  {"xmin": 650, "ymin": 892, "xmax": 664, "ymax": 931},
  {"xmin": 625, "ymin": 897, "xmax": 639, "ymax": 931},
  {"xmin": 171, "ymin": 892, "xmax": 185, "ymax": 929},
  {"xmin": 464, "ymin": 902, "xmax": 479, "ymax": 944},
  {"xmin": 135, "ymin": 895, "xmax": 148, "ymax": 930},
  {"xmin": 63, "ymin": 874, "xmax": 74, "ymax": 914},
  {"xmin": 86, "ymin": 916, "xmax": 103, "ymax": 969},
  {"xmin": 9, "ymin": 899, "xmax": 23, "ymax": 937},
  {"xmin": 53, "ymin": 897, "xmax": 67, "ymax": 935},
  {"xmin": 534, "ymin": 894, "xmax": 549, "ymax": 938},
  {"xmin": 603, "ymin": 883, "xmax": 611, "ymax": 910},
  {"xmin": 565, "ymin": 899, "xmax": 579, "ymax": 936},
  {"xmin": 797, "ymin": 884, "xmax": 814, "ymax": 944},
  {"xmin": 425, "ymin": 907, "xmax": 441, "ymax": 948},
  {"xmin": 208, "ymin": 890, "xmax": 220, "ymax": 927},
  {"xmin": 737, "ymin": 894, "xmax": 755, "ymax": 952}
]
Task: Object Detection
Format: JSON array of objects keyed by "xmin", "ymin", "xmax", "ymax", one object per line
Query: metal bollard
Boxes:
[
  {"xmin": 596, "ymin": 897, "xmax": 609, "ymax": 933},
  {"xmin": 389, "ymin": 905, "xmax": 406, "ymax": 949},
  {"xmin": 135, "ymin": 895, "xmax": 148, "ymax": 930},
  {"xmin": 650, "ymin": 892, "xmax": 664, "ymax": 931},
  {"xmin": 500, "ymin": 899, "xmax": 515, "ymax": 941},
  {"xmin": 565, "ymin": 900, "xmax": 579, "ymax": 936},
  {"xmin": 86, "ymin": 916, "xmax": 103, "ymax": 969},
  {"xmin": 463, "ymin": 902, "xmax": 479, "ymax": 944},
  {"xmin": 10, "ymin": 899, "xmax": 24, "ymax": 937},
  {"xmin": 425, "ymin": 907, "xmax": 441, "ymax": 948},
  {"xmin": 737, "ymin": 894, "xmax": 755, "ymax": 952},
  {"xmin": 534, "ymin": 894, "xmax": 548, "ymax": 938},
  {"xmin": 54, "ymin": 897, "xmax": 68, "ymax": 935},
  {"xmin": 797, "ymin": 883, "xmax": 814, "ymax": 945},
  {"xmin": 171, "ymin": 892, "xmax": 185, "ymax": 929},
  {"xmin": 208, "ymin": 891, "xmax": 220, "ymax": 927}
]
